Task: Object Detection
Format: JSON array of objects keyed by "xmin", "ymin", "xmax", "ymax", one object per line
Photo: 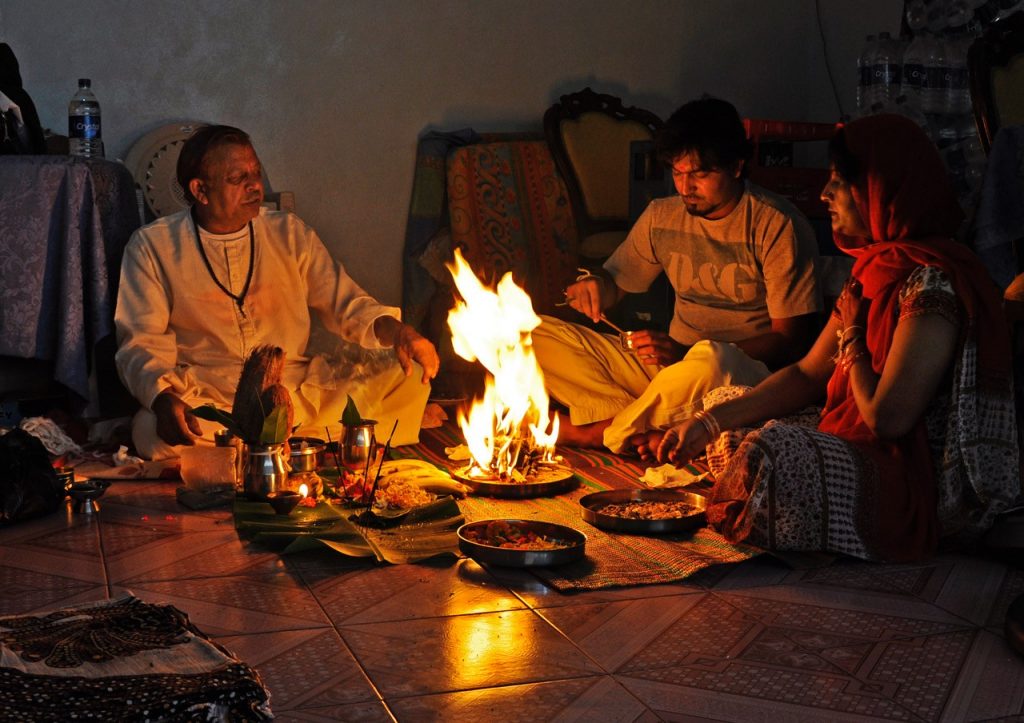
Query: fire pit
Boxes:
[{"xmin": 446, "ymin": 249, "xmax": 576, "ymax": 498}]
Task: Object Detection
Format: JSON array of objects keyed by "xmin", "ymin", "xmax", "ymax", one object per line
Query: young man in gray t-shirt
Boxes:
[{"xmin": 533, "ymin": 97, "xmax": 822, "ymax": 453}]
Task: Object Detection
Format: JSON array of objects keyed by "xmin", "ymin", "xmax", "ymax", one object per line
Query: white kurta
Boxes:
[{"xmin": 115, "ymin": 207, "xmax": 427, "ymax": 459}]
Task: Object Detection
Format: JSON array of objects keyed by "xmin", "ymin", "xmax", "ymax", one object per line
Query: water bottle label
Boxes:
[
  {"xmin": 880, "ymin": 62, "xmax": 899, "ymax": 86},
  {"xmin": 903, "ymin": 63, "xmax": 926, "ymax": 87},
  {"xmin": 947, "ymin": 67, "xmax": 968, "ymax": 89},
  {"xmin": 925, "ymin": 66, "xmax": 949, "ymax": 89},
  {"xmin": 69, "ymin": 115, "xmax": 101, "ymax": 140}
]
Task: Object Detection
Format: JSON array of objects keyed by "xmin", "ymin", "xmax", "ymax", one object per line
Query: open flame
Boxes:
[{"xmin": 446, "ymin": 248, "xmax": 559, "ymax": 480}]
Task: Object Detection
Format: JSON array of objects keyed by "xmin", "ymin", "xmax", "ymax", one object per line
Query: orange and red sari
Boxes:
[{"xmin": 706, "ymin": 115, "xmax": 1018, "ymax": 561}]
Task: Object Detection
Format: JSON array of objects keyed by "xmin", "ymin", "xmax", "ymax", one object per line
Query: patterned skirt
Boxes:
[{"xmin": 703, "ymin": 386, "xmax": 881, "ymax": 560}]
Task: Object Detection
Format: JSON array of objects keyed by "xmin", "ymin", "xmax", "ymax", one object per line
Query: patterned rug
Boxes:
[
  {"xmin": 395, "ymin": 422, "xmax": 762, "ymax": 591},
  {"xmin": 0, "ymin": 595, "xmax": 272, "ymax": 720}
]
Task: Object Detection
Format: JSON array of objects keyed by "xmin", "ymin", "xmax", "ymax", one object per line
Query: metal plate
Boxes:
[
  {"xmin": 579, "ymin": 488, "xmax": 707, "ymax": 534},
  {"xmin": 457, "ymin": 519, "xmax": 586, "ymax": 567},
  {"xmin": 454, "ymin": 464, "xmax": 577, "ymax": 498}
]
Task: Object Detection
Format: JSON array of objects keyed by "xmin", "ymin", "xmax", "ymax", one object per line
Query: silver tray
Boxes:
[
  {"xmin": 579, "ymin": 488, "xmax": 707, "ymax": 534},
  {"xmin": 454, "ymin": 464, "xmax": 577, "ymax": 499},
  {"xmin": 457, "ymin": 519, "xmax": 586, "ymax": 567}
]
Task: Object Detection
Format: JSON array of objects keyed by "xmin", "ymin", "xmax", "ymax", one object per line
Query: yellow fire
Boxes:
[
  {"xmin": 298, "ymin": 483, "xmax": 309, "ymax": 498},
  {"xmin": 446, "ymin": 248, "xmax": 558, "ymax": 478}
]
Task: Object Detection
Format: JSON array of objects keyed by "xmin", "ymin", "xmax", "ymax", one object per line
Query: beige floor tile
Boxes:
[
  {"xmin": 109, "ymin": 527, "xmax": 285, "ymax": 584},
  {"xmin": 310, "ymin": 558, "xmax": 526, "ymax": 625},
  {"xmin": 339, "ymin": 609, "xmax": 603, "ymax": 698},
  {"xmin": 269, "ymin": 702, "xmax": 393, "ymax": 722},
  {"xmin": 0, "ymin": 582, "xmax": 109, "ymax": 617},
  {"xmin": 216, "ymin": 628, "xmax": 380, "ymax": 711},
  {"xmin": 111, "ymin": 573, "xmax": 332, "ymax": 636},
  {"xmin": 388, "ymin": 676, "xmax": 652, "ymax": 722}
]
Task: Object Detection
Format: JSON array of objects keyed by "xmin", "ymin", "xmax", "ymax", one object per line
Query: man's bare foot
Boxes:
[
  {"xmin": 627, "ymin": 430, "xmax": 666, "ymax": 462},
  {"xmin": 556, "ymin": 413, "xmax": 610, "ymax": 448}
]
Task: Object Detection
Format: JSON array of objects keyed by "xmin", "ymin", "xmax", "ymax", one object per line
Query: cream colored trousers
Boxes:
[
  {"xmin": 132, "ymin": 361, "xmax": 431, "ymax": 460},
  {"xmin": 532, "ymin": 315, "xmax": 770, "ymax": 453}
]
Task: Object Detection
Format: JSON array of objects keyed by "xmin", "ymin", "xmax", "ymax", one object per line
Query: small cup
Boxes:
[
  {"xmin": 620, "ymin": 331, "xmax": 637, "ymax": 352},
  {"xmin": 267, "ymin": 490, "xmax": 302, "ymax": 515}
]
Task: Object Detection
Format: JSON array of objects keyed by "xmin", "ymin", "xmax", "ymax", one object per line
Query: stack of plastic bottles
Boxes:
[{"xmin": 854, "ymin": 0, "xmax": 1022, "ymax": 210}]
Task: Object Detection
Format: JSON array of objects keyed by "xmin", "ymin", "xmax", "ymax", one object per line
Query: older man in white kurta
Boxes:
[
  {"xmin": 116, "ymin": 207, "xmax": 430, "ymax": 459},
  {"xmin": 115, "ymin": 125, "xmax": 437, "ymax": 460}
]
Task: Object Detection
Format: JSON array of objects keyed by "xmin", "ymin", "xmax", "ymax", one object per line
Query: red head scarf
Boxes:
[
  {"xmin": 819, "ymin": 114, "xmax": 1009, "ymax": 442},
  {"xmin": 815, "ymin": 115, "xmax": 1010, "ymax": 559}
]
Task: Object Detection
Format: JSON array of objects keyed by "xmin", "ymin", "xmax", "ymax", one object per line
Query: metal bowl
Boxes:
[
  {"xmin": 457, "ymin": 519, "xmax": 586, "ymax": 567},
  {"xmin": 579, "ymin": 488, "xmax": 707, "ymax": 534},
  {"xmin": 68, "ymin": 479, "xmax": 111, "ymax": 514},
  {"xmin": 288, "ymin": 437, "xmax": 326, "ymax": 473}
]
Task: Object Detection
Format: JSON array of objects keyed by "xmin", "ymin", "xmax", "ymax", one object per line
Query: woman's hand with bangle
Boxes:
[
  {"xmin": 836, "ymin": 276, "xmax": 869, "ymax": 331},
  {"xmin": 656, "ymin": 417, "xmax": 711, "ymax": 466}
]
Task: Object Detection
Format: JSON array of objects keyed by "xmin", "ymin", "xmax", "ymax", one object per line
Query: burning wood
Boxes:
[{"xmin": 446, "ymin": 249, "xmax": 560, "ymax": 482}]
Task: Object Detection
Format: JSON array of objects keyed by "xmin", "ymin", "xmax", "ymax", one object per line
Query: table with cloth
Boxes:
[{"xmin": 0, "ymin": 155, "xmax": 140, "ymax": 412}]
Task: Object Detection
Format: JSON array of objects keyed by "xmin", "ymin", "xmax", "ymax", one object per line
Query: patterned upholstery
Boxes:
[{"xmin": 446, "ymin": 140, "xmax": 579, "ymax": 316}]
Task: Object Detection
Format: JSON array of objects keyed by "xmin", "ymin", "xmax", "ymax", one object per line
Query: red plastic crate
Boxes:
[{"xmin": 742, "ymin": 119, "xmax": 838, "ymax": 219}]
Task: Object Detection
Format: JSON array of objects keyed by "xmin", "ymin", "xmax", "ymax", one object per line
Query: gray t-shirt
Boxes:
[{"xmin": 605, "ymin": 182, "xmax": 822, "ymax": 346}]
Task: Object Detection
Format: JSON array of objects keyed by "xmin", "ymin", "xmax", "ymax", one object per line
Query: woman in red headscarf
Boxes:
[{"xmin": 646, "ymin": 114, "xmax": 1019, "ymax": 561}]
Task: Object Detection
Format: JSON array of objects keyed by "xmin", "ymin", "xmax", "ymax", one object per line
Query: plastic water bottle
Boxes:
[
  {"xmin": 905, "ymin": 0, "xmax": 928, "ymax": 31},
  {"xmin": 902, "ymin": 33, "xmax": 929, "ymax": 114},
  {"xmin": 922, "ymin": 34, "xmax": 949, "ymax": 114},
  {"xmin": 871, "ymin": 32, "xmax": 902, "ymax": 108},
  {"xmin": 857, "ymin": 34, "xmax": 876, "ymax": 112},
  {"xmin": 68, "ymin": 78, "xmax": 103, "ymax": 158},
  {"xmin": 944, "ymin": 35, "xmax": 972, "ymax": 115}
]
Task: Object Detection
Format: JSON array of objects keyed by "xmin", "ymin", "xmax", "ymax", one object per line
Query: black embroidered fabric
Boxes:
[
  {"xmin": 0, "ymin": 596, "xmax": 272, "ymax": 721},
  {"xmin": 1, "ymin": 596, "xmax": 189, "ymax": 668}
]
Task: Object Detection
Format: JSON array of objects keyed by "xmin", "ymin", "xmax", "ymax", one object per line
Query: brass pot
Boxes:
[
  {"xmin": 340, "ymin": 420, "xmax": 377, "ymax": 471},
  {"xmin": 288, "ymin": 437, "xmax": 325, "ymax": 473},
  {"xmin": 244, "ymin": 443, "xmax": 288, "ymax": 500}
]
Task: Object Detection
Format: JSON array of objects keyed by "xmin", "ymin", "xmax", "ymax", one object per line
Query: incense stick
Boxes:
[
  {"xmin": 324, "ymin": 426, "xmax": 349, "ymax": 502},
  {"xmin": 365, "ymin": 419, "xmax": 399, "ymax": 511}
]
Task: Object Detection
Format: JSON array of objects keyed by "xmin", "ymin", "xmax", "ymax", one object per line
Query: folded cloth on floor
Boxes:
[
  {"xmin": 0, "ymin": 594, "xmax": 272, "ymax": 720},
  {"xmin": 639, "ymin": 462, "xmax": 708, "ymax": 488}
]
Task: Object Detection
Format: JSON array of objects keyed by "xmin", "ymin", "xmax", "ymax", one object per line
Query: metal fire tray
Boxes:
[
  {"xmin": 454, "ymin": 464, "xmax": 577, "ymax": 498},
  {"xmin": 579, "ymin": 488, "xmax": 707, "ymax": 534}
]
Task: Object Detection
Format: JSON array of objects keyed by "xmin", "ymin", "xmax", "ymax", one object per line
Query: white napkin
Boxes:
[{"xmin": 639, "ymin": 463, "xmax": 708, "ymax": 488}]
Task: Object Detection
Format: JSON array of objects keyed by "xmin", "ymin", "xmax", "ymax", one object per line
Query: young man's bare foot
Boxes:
[
  {"xmin": 555, "ymin": 413, "xmax": 610, "ymax": 448},
  {"xmin": 626, "ymin": 430, "xmax": 666, "ymax": 462}
]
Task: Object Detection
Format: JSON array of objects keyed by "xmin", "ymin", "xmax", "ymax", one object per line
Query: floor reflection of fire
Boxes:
[{"xmin": 446, "ymin": 249, "xmax": 566, "ymax": 484}]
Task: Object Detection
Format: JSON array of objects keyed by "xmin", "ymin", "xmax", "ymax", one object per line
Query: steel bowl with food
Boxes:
[
  {"xmin": 579, "ymin": 488, "xmax": 707, "ymax": 534},
  {"xmin": 457, "ymin": 519, "xmax": 586, "ymax": 567},
  {"xmin": 288, "ymin": 437, "xmax": 326, "ymax": 473}
]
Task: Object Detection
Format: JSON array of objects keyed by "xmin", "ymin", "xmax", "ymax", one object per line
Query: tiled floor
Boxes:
[{"xmin": 1, "ymin": 481, "xmax": 1022, "ymax": 722}]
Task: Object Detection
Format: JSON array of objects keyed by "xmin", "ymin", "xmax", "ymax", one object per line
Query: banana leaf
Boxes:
[{"xmin": 233, "ymin": 495, "xmax": 463, "ymax": 564}]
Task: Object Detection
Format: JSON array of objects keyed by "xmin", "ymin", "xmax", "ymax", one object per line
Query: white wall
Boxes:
[{"xmin": 2, "ymin": 0, "xmax": 900, "ymax": 305}]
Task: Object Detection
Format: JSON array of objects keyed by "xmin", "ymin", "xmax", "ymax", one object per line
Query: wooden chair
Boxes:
[
  {"xmin": 543, "ymin": 87, "xmax": 662, "ymax": 261},
  {"xmin": 968, "ymin": 11, "xmax": 1024, "ymax": 153}
]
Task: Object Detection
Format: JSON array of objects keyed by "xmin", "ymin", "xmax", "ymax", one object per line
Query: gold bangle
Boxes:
[
  {"xmin": 693, "ymin": 409, "xmax": 721, "ymax": 439},
  {"xmin": 840, "ymin": 349, "xmax": 869, "ymax": 373}
]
